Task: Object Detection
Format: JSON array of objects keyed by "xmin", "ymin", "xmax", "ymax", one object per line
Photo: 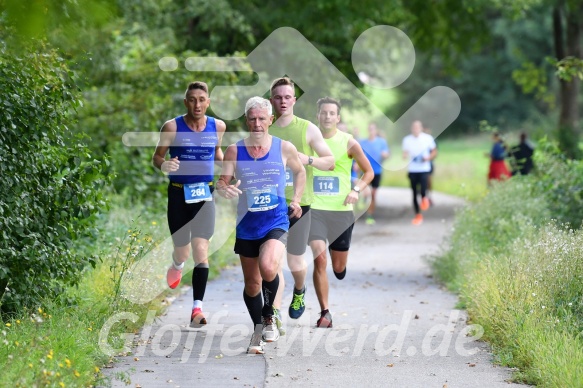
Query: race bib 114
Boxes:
[{"xmin": 313, "ymin": 176, "xmax": 339, "ymax": 195}]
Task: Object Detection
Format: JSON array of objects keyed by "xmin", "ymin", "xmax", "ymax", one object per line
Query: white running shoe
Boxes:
[
  {"xmin": 247, "ymin": 331, "xmax": 265, "ymax": 354},
  {"xmin": 261, "ymin": 315, "xmax": 280, "ymax": 342}
]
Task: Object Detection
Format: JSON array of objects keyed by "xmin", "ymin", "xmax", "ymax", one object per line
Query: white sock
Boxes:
[
  {"xmin": 193, "ymin": 300, "xmax": 203, "ymax": 310},
  {"xmin": 172, "ymin": 259, "xmax": 184, "ymax": 270}
]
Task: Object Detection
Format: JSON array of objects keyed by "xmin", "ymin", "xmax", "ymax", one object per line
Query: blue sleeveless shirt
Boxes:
[
  {"xmin": 235, "ymin": 137, "xmax": 289, "ymax": 240},
  {"xmin": 168, "ymin": 115, "xmax": 218, "ymax": 184}
]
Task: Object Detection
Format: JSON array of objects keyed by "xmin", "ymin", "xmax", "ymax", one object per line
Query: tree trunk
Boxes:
[
  {"xmin": 555, "ymin": 2, "xmax": 582, "ymax": 159},
  {"xmin": 0, "ymin": 278, "xmax": 7, "ymax": 312}
]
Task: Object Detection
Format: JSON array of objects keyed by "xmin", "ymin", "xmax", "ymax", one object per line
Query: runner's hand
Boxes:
[
  {"xmin": 288, "ymin": 201, "xmax": 302, "ymax": 219},
  {"xmin": 161, "ymin": 157, "xmax": 180, "ymax": 173},
  {"xmin": 220, "ymin": 180, "xmax": 242, "ymax": 199},
  {"xmin": 344, "ymin": 190, "xmax": 359, "ymax": 206}
]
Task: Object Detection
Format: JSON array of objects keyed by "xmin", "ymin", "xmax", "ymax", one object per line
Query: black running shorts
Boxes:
[
  {"xmin": 234, "ymin": 228, "xmax": 288, "ymax": 258},
  {"xmin": 167, "ymin": 183, "xmax": 215, "ymax": 247},
  {"xmin": 370, "ymin": 173, "xmax": 382, "ymax": 188}
]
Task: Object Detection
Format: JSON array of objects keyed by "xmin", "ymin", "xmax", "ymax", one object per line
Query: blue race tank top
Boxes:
[
  {"xmin": 235, "ymin": 137, "xmax": 289, "ymax": 240},
  {"xmin": 168, "ymin": 115, "xmax": 218, "ymax": 184}
]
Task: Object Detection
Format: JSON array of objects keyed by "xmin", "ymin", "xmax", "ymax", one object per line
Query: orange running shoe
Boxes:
[
  {"xmin": 190, "ymin": 307, "xmax": 207, "ymax": 327},
  {"xmin": 420, "ymin": 197, "xmax": 430, "ymax": 211},
  {"xmin": 412, "ymin": 214, "xmax": 423, "ymax": 225},
  {"xmin": 166, "ymin": 265, "xmax": 183, "ymax": 289}
]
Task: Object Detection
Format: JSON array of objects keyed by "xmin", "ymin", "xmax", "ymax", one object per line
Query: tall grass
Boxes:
[
  {"xmin": 432, "ymin": 145, "xmax": 583, "ymax": 386},
  {"xmin": 0, "ymin": 195, "xmax": 239, "ymax": 387}
]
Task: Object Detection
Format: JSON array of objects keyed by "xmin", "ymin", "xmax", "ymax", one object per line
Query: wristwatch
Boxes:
[
  {"xmin": 352, "ymin": 186, "xmax": 360, "ymax": 193},
  {"xmin": 308, "ymin": 156, "xmax": 314, "ymax": 165}
]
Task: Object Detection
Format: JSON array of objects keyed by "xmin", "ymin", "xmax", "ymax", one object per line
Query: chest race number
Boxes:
[
  {"xmin": 254, "ymin": 194, "xmax": 271, "ymax": 205},
  {"xmin": 317, "ymin": 181, "xmax": 334, "ymax": 191}
]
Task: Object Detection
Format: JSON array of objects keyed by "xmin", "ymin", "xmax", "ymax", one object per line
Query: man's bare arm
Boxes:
[
  {"xmin": 283, "ymin": 141, "xmax": 305, "ymax": 219},
  {"xmin": 216, "ymin": 145, "xmax": 242, "ymax": 199},
  {"xmin": 302, "ymin": 122, "xmax": 335, "ymax": 171},
  {"xmin": 153, "ymin": 119, "xmax": 179, "ymax": 173},
  {"xmin": 348, "ymin": 138, "xmax": 375, "ymax": 190},
  {"xmin": 214, "ymin": 119, "xmax": 227, "ymax": 164},
  {"xmin": 425, "ymin": 147, "xmax": 438, "ymax": 161}
]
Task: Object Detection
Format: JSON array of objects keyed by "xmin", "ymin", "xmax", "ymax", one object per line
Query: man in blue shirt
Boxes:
[{"xmin": 359, "ymin": 122, "xmax": 390, "ymax": 224}]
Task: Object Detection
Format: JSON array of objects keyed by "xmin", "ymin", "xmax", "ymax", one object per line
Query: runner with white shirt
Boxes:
[{"xmin": 401, "ymin": 120, "xmax": 437, "ymax": 225}]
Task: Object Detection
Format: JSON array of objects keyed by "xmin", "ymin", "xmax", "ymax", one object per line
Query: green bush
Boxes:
[
  {"xmin": 0, "ymin": 41, "xmax": 109, "ymax": 314},
  {"xmin": 432, "ymin": 143, "xmax": 583, "ymax": 385},
  {"xmin": 531, "ymin": 139, "xmax": 583, "ymax": 228}
]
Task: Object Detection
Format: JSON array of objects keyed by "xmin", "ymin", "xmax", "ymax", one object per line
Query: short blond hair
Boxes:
[{"xmin": 270, "ymin": 77, "xmax": 295, "ymax": 95}]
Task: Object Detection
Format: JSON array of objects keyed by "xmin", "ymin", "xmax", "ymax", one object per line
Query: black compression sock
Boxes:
[
  {"xmin": 261, "ymin": 273, "xmax": 280, "ymax": 317},
  {"xmin": 333, "ymin": 268, "xmax": 346, "ymax": 280},
  {"xmin": 243, "ymin": 291, "xmax": 263, "ymax": 326},
  {"xmin": 192, "ymin": 264, "xmax": 209, "ymax": 301}
]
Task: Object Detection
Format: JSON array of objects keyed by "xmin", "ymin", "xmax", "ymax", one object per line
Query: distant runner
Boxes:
[
  {"xmin": 402, "ymin": 120, "xmax": 437, "ymax": 226},
  {"xmin": 359, "ymin": 122, "xmax": 390, "ymax": 225}
]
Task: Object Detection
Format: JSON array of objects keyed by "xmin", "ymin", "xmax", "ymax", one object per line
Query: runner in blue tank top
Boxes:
[
  {"xmin": 152, "ymin": 81, "xmax": 226, "ymax": 327},
  {"xmin": 217, "ymin": 96, "xmax": 305, "ymax": 354},
  {"xmin": 233, "ymin": 136, "xmax": 289, "ymax": 239}
]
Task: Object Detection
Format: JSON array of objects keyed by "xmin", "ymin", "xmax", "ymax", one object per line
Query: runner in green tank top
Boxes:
[
  {"xmin": 268, "ymin": 77, "xmax": 335, "ymax": 328},
  {"xmin": 311, "ymin": 129, "xmax": 354, "ymax": 211},
  {"xmin": 309, "ymin": 97, "xmax": 374, "ymax": 327},
  {"xmin": 270, "ymin": 115, "xmax": 314, "ymax": 206}
]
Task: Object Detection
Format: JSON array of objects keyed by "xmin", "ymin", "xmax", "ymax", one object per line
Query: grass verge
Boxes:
[
  {"xmin": 0, "ymin": 195, "xmax": 238, "ymax": 387},
  {"xmin": 430, "ymin": 146, "xmax": 583, "ymax": 386}
]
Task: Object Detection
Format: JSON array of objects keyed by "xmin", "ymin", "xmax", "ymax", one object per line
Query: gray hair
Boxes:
[{"xmin": 245, "ymin": 96, "xmax": 272, "ymax": 116}]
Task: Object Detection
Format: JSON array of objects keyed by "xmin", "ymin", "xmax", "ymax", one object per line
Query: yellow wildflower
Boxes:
[{"xmin": 73, "ymin": 370, "xmax": 80, "ymax": 377}]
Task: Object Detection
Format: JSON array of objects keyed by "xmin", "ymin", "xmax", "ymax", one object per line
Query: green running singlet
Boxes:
[
  {"xmin": 269, "ymin": 116, "xmax": 314, "ymax": 206},
  {"xmin": 312, "ymin": 130, "xmax": 353, "ymax": 211}
]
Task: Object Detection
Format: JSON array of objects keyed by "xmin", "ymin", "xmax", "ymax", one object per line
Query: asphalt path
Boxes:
[{"xmin": 103, "ymin": 187, "xmax": 522, "ymax": 388}]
